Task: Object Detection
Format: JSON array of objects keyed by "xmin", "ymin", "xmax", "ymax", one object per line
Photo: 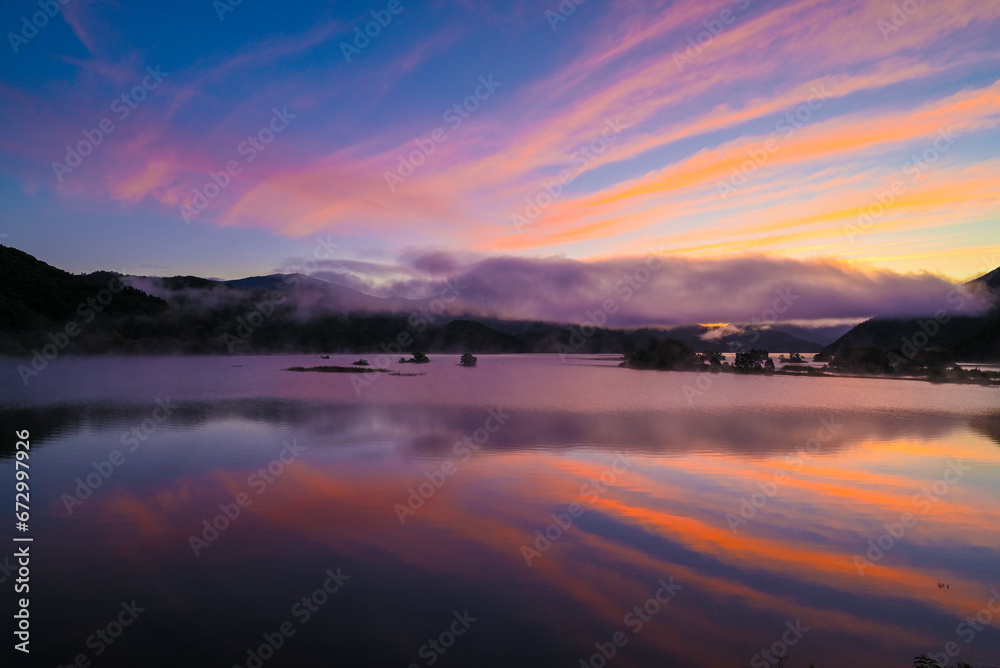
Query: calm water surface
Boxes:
[{"xmin": 1, "ymin": 354, "xmax": 999, "ymax": 667}]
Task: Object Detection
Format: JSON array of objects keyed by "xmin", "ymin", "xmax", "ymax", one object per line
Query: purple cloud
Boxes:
[{"xmin": 293, "ymin": 253, "xmax": 997, "ymax": 327}]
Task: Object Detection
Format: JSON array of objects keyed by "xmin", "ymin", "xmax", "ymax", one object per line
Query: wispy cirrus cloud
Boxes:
[
  {"xmin": 1, "ymin": 0, "xmax": 998, "ymax": 280},
  {"xmin": 195, "ymin": 0, "xmax": 1000, "ymax": 281},
  {"xmin": 504, "ymin": 79, "xmax": 1000, "ymax": 249}
]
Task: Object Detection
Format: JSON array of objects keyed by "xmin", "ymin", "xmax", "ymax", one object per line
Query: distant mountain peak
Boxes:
[{"xmin": 971, "ymin": 265, "xmax": 1000, "ymax": 291}]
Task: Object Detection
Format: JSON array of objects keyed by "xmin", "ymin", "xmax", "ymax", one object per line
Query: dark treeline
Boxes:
[
  {"xmin": 0, "ymin": 245, "xmax": 824, "ymax": 357},
  {"xmin": 4, "ymin": 245, "xmax": 997, "ymax": 362}
]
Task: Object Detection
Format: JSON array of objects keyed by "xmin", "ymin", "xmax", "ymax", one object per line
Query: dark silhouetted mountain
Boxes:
[
  {"xmin": 421, "ymin": 320, "xmax": 527, "ymax": 353},
  {"xmin": 770, "ymin": 323, "xmax": 855, "ymax": 346},
  {"xmin": 822, "ymin": 265, "xmax": 1000, "ymax": 363},
  {"xmin": 623, "ymin": 325, "xmax": 821, "ymax": 354},
  {"xmin": 711, "ymin": 326, "xmax": 821, "ymax": 353},
  {"xmin": 158, "ymin": 275, "xmax": 232, "ymax": 291},
  {"xmin": 0, "ymin": 245, "xmax": 917, "ymax": 358},
  {"xmin": 225, "ymin": 273, "xmax": 424, "ymax": 313},
  {"xmin": 0, "ymin": 246, "xmax": 167, "ymax": 325},
  {"xmin": 0, "ymin": 245, "xmax": 168, "ymax": 354},
  {"xmin": 977, "ymin": 265, "xmax": 1000, "ymax": 291}
]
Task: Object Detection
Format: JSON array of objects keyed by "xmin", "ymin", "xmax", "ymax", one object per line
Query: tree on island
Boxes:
[
  {"xmin": 622, "ymin": 338, "xmax": 699, "ymax": 370},
  {"xmin": 829, "ymin": 347, "xmax": 893, "ymax": 374},
  {"xmin": 913, "ymin": 655, "xmax": 975, "ymax": 668},
  {"xmin": 824, "ymin": 346, "xmax": 998, "ymax": 384},
  {"xmin": 698, "ymin": 351, "xmax": 724, "ymax": 370},
  {"xmin": 888, "ymin": 347, "xmax": 952, "ymax": 374},
  {"xmin": 734, "ymin": 349, "xmax": 772, "ymax": 371},
  {"xmin": 624, "ymin": 341, "xmax": 777, "ymax": 374}
]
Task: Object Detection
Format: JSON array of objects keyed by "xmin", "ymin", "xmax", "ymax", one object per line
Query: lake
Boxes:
[{"xmin": 2, "ymin": 354, "xmax": 999, "ymax": 667}]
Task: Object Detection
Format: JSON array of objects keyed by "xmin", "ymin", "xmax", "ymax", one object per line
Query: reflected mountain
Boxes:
[{"xmin": 3, "ymin": 398, "xmax": 998, "ymax": 459}]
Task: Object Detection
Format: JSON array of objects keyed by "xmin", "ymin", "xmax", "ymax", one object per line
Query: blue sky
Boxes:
[{"xmin": 1, "ymin": 0, "xmax": 998, "ymax": 297}]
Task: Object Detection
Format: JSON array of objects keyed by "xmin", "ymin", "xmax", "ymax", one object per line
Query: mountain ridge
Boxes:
[
  {"xmin": 5, "ymin": 245, "xmax": 993, "ymax": 359},
  {"xmin": 821, "ymin": 265, "xmax": 1000, "ymax": 362}
]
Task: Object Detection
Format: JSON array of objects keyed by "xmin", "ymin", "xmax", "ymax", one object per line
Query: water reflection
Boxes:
[
  {"xmin": 4, "ymin": 398, "xmax": 999, "ymax": 459},
  {"xmin": 3, "ymin": 397, "xmax": 999, "ymax": 667}
]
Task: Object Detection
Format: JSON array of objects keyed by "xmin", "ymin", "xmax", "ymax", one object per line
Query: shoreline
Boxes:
[{"xmin": 620, "ymin": 364, "xmax": 1000, "ymax": 387}]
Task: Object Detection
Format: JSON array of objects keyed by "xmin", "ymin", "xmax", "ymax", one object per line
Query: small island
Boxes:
[
  {"xmin": 620, "ymin": 338, "xmax": 1000, "ymax": 386},
  {"xmin": 284, "ymin": 365, "xmax": 423, "ymax": 376},
  {"xmin": 620, "ymin": 338, "xmax": 782, "ymax": 374}
]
